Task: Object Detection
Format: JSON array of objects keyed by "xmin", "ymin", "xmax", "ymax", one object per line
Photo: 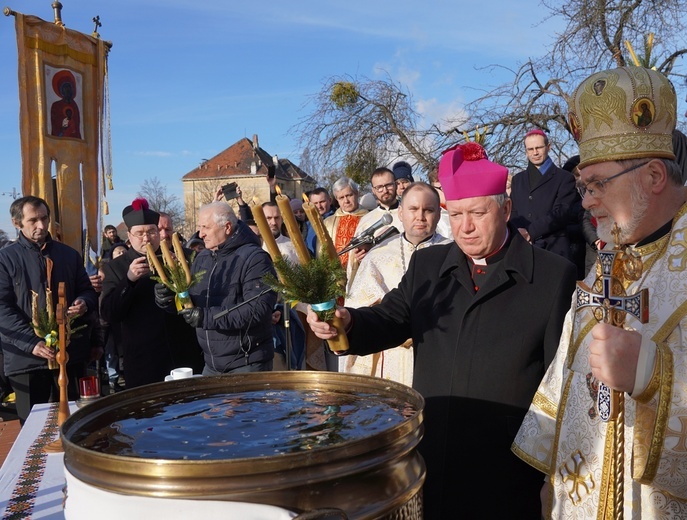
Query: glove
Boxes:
[
  {"xmin": 154, "ymin": 283, "xmax": 175, "ymax": 310},
  {"xmin": 180, "ymin": 307, "xmax": 204, "ymax": 328}
]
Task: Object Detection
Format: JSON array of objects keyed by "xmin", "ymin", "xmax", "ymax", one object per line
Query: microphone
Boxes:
[
  {"xmin": 371, "ymin": 226, "xmax": 399, "ymax": 245},
  {"xmin": 358, "ymin": 213, "xmax": 393, "ymax": 239},
  {"xmin": 338, "ymin": 213, "xmax": 395, "ymax": 256}
]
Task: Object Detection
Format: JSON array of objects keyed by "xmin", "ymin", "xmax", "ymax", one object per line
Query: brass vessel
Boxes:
[{"xmin": 61, "ymin": 371, "xmax": 425, "ymax": 519}]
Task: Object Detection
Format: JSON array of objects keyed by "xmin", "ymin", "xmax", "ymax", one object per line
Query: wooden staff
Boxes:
[{"xmin": 45, "ymin": 282, "xmax": 70, "ymax": 453}]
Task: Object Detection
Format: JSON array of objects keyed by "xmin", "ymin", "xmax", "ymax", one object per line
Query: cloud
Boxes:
[{"xmin": 416, "ymin": 97, "xmax": 468, "ymax": 133}]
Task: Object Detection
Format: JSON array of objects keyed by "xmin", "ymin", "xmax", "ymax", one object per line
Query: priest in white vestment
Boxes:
[
  {"xmin": 342, "ymin": 182, "xmax": 449, "ymax": 385},
  {"xmin": 512, "ymin": 66, "xmax": 687, "ymax": 519}
]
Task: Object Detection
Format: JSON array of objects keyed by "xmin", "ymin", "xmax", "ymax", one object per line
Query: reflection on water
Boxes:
[{"xmin": 73, "ymin": 389, "xmax": 417, "ymax": 460}]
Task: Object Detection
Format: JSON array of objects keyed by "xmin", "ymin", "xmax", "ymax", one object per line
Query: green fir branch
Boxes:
[
  {"xmin": 263, "ymin": 249, "xmax": 347, "ymax": 321},
  {"xmin": 151, "ymin": 262, "xmax": 206, "ymax": 295}
]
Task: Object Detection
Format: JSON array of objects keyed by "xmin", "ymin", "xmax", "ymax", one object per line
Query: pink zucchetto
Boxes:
[{"xmin": 438, "ymin": 142, "xmax": 508, "ymax": 201}]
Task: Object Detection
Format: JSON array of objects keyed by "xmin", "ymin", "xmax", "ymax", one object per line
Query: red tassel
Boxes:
[
  {"xmin": 132, "ymin": 198, "xmax": 149, "ymax": 211},
  {"xmin": 462, "ymin": 142, "xmax": 487, "ymax": 161}
]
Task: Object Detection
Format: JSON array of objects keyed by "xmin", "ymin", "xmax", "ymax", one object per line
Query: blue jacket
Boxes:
[
  {"xmin": 0, "ymin": 232, "xmax": 97, "ymax": 376},
  {"xmin": 305, "ymin": 208, "xmax": 334, "ymax": 256},
  {"xmin": 189, "ymin": 221, "xmax": 277, "ymax": 372}
]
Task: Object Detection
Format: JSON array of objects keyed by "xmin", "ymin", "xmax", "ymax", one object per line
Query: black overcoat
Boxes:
[
  {"xmin": 345, "ymin": 231, "xmax": 576, "ymax": 519},
  {"xmin": 100, "ymin": 247, "xmax": 203, "ymax": 388},
  {"xmin": 510, "ymin": 162, "xmax": 580, "ymax": 262}
]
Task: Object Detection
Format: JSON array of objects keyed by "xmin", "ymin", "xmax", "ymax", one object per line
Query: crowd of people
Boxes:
[{"xmin": 1, "ymin": 64, "xmax": 686, "ymax": 518}]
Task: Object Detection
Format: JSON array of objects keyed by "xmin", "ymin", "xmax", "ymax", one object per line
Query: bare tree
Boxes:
[
  {"xmin": 294, "ymin": 1, "xmax": 686, "ymax": 176},
  {"xmin": 463, "ymin": 0, "xmax": 687, "ymax": 168},
  {"xmin": 292, "ymin": 74, "xmax": 455, "ymax": 182},
  {"xmin": 137, "ymin": 177, "xmax": 184, "ymax": 230}
]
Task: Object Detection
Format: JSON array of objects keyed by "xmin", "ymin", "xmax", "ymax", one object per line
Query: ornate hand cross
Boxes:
[
  {"xmin": 575, "ymin": 233, "xmax": 648, "ymax": 421},
  {"xmin": 573, "ymin": 225, "xmax": 649, "ymax": 520}
]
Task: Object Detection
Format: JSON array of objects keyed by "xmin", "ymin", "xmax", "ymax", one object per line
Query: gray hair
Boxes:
[
  {"xmin": 491, "ymin": 193, "xmax": 509, "ymax": 207},
  {"xmin": 199, "ymin": 201, "xmax": 238, "ymax": 227},
  {"xmin": 617, "ymin": 158, "xmax": 683, "ymax": 187},
  {"xmin": 332, "ymin": 176, "xmax": 359, "ymax": 195},
  {"xmin": 662, "ymin": 159, "xmax": 683, "ymax": 186}
]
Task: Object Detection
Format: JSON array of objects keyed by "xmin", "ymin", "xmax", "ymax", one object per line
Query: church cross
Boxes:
[
  {"xmin": 666, "ymin": 416, "xmax": 687, "ymax": 452},
  {"xmin": 559, "ymin": 451, "xmax": 594, "ymax": 504}
]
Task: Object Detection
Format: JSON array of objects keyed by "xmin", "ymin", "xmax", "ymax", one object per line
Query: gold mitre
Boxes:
[{"xmin": 567, "ymin": 66, "xmax": 677, "ymax": 169}]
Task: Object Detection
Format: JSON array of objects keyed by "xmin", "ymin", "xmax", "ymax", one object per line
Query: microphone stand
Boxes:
[
  {"xmin": 338, "ymin": 227, "xmax": 400, "ymax": 256},
  {"xmin": 212, "ymin": 287, "xmax": 274, "ymax": 320},
  {"xmin": 284, "ymin": 305, "xmax": 292, "ymax": 370}
]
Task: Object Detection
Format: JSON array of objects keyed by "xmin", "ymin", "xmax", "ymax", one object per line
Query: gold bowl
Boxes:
[{"xmin": 61, "ymin": 371, "xmax": 425, "ymax": 519}]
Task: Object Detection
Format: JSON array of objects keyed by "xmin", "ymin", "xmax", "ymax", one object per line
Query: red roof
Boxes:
[{"xmin": 181, "ymin": 136, "xmax": 315, "ymax": 183}]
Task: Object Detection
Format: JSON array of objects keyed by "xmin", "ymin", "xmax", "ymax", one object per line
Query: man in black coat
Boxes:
[
  {"xmin": 0, "ymin": 196, "xmax": 98, "ymax": 422},
  {"xmin": 101, "ymin": 199, "xmax": 203, "ymax": 388},
  {"xmin": 510, "ymin": 129, "xmax": 581, "ymax": 268},
  {"xmin": 308, "ymin": 143, "xmax": 577, "ymax": 519}
]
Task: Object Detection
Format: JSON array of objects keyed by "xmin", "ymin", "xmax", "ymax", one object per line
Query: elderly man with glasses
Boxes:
[
  {"xmin": 101, "ymin": 198, "xmax": 203, "ymax": 388},
  {"xmin": 513, "ymin": 66, "xmax": 687, "ymax": 519}
]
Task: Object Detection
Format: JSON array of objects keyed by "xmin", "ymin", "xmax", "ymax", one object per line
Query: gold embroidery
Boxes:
[
  {"xmin": 568, "ymin": 315, "xmax": 596, "ymax": 369},
  {"xmin": 637, "ymin": 345, "xmax": 673, "ymax": 484},
  {"xmin": 532, "ymin": 391, "xmax": 557, "ymax": 419},
  {"xmin": 559, "ymin": 450, "xmax": 595, "ymax": 504},
  {"xmin": 667, "ymin": 227, "xmax": 687, "ymax": 271},
  {"xmin": 552, "ymin": 373, "xmax": 575, "ymax": 477},
  {"xmin": 633, "ymin": 343, "xmax": 661, "ymax": 404}
]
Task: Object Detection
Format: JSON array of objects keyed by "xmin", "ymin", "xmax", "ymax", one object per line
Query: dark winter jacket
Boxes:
[
  {"xmin": 510, "ymin": 161, "xmax": 581, "ymax": 263},
  {"xmin": 0, "ymin": 232, "xmax": 97, "ymax": 376},
  {"xmin": 189, "ymin": 220, "xmax": 277, "ymax": 372}
]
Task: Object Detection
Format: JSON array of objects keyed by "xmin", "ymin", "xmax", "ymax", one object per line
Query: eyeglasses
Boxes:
[
  {"xmin": 129, "ymin": 229, "xmax": 159, "ymax": 239},
  {"xmin": 576, "ymin": 161, "xmax": 649, "ymax": 198},
  {"xmin": 372, "ymin": 182, "xmax": 396, "ymax": 193},
  {"xmin": 431, "ymin": 184, "xmax": 443, "ymax": 191}
]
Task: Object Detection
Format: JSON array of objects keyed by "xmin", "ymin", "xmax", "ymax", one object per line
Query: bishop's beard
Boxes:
[{"xmin": 595, "ymin": 182, "xmax": 650, "ymax": 245}]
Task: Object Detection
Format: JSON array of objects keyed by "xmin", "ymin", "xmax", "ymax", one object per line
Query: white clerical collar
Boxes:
[
  {"xmin": 402, "ymin": 232, "xmax": 435, "ymax": 248},
  {"xmin": 468, "ymin": 228, "xmax": 509, "ymax": 265}
]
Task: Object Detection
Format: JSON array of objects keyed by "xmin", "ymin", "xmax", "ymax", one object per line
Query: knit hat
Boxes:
[
  {"xmin": 185, "ymin": 231, "xmax": 204, "ymax": 249},
  {"xmin": 122, "ymin": 198, "xmax": 160, "ymax": 228},
  {"xmin": 568, "ymin": 66, "xmax": 677, "ymax": 169},
  {"xmin": 289, "ymin": 199, "xmax": 303, "ymax": 212},
  {"xmin": 438, "ymin": 142, "xmax": 508, "ymax": 201},
  {"xmin": 392, "ymin": 161, "xmax": 414, "ymax": 182}
]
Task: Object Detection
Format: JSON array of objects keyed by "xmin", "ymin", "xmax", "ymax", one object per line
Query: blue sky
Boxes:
[{"xmin": 0, "ymin": 0, "xmax": 562, "ymax": 235}]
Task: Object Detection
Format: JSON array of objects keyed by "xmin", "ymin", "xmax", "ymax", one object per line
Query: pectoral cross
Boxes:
[{"xmin": 573, "ymin": 224, "xmax": 649, "ymax": 520}]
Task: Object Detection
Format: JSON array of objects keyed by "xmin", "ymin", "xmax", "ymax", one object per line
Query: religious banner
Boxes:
[{"xmin": 12, "ymin": 10, "xmax": 111, "ymax": 257}]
